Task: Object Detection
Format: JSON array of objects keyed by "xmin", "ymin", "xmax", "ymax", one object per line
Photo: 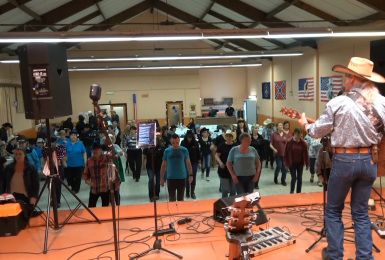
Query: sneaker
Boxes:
[
  {"xmin": 317, "ymin": 181, "xmax": 323, "ymax": 187},
  {"xmin": 310, "ymin": 175, "xmax": 314, "ymax": 183},
  {"xmin": 274, "ymin": 178, "xmax": 278, "ymax": 184},
  {"xmin": 255, "ymin": 185, "xmax": 259, "ymax": 189},
  {"xmin": 191, "ymin": 193, "xmax": 196, "ymax": 200},
  {"xmin": 186, "ymin": 192, "xmax": 190, "ymax": 198},
  {"xmin": 206, "ymin": 177, "xmax": 210, "ymax": 181},
  {"xmin": 31, "ymin": 210, "xmax": 44, "ymax": 218},
  {"xmin": 281, "ymin": 182, "xmax": 287, "ymax": 186}
]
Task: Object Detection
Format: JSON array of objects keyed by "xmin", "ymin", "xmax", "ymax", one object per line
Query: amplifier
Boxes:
[{"xmin": 0, "ymin": 203, "xmax": 27, "ymax": 237}]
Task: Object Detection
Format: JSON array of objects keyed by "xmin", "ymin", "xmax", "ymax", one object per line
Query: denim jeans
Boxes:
[
  {"xmin": 235, "ymin": 175, "xmax": 255, "ymax": 195},
  {"xmin": 147, "ymin": 168, "xmax": 160, "ymax": 200},
  {"xmin": 186, "ymin": 163, "xmax": 198, "ymax": 195},
  {"xmin": 326, "ymin": 153, "xmax": 376, "ymax": 260},
  {"xmin": 274, "ymin": 156, "xmax": 287, "ymax": 183},
  {"xmin": 201, "ymin": 154, "xmax": 211, "ymax": 177},
  {"xmin": 290, "ymin": 164, "xmax": 304, "ymax": 193},
  {"xmin": 220, "ymin": 177, "xmax": 236, "ymax": 198}
]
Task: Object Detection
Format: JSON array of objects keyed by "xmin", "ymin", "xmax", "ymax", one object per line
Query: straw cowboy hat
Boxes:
[
  {"xmin": 224, "ymin": 129, "xmax": 236, "ymax": 139},
  {"xmin": 263, "ymin": 118, "xmax": 272, "ymax": 126},
  {"xmin": 332, "ymin": 57, "xmax": 385, "ymax": 83}
]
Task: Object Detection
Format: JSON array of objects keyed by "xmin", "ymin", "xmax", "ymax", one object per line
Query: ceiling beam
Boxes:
[
  {"xmin": 0, "ymin": 0, "xmax": 29, "ymax": 16},
  {"xmin": 214, "ymin": 0, "xmax": 317, "ymax": 49},
  {"xmin": 208, "ymin": 10, "xmax": 288, "ymax": 49},
  {"xmin": 214, "ymin": 0, "xmax": 294, "ymax": 28},
  {"xmin": 9, "ymin": 0, "xmax": 102, "ymax": 32},
  {"xmin": 86, "ymin": 0, "xmax": 152, "ymax": 31},
  {"xmin": 153, "ymin": 0, "xmax": 265, "ymax": 51},
  {"xmin": 7, "ymin": 0, "xmax": 58, "ymax": 31},
  {"xmin": 58, "ymin": 10, "xmax": 101, "ymax": 31},
  {"xmin": 356, "ymin": 0, "xmax": 385, "ymax": 14},
  {"xmin": 287, "ymin": 0, "xmax": 350, "ymax": 26}
]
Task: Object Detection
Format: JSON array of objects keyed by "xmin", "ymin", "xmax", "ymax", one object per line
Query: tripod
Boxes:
[
  {"xmin": 131, "ymin": 147, "xmax": 182, "ymax": 260},
  {"xmin": 305, "ymin": 179, "xmax": 327, "ymax": 253},
  {"xmin": 31, "ymin": 118, "xmax": 101, "ymax": 254}
]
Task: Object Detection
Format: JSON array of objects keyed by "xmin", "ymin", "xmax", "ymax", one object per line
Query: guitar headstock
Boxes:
[{"xmin": 280, "ymin": 106, "xmax": 301, "ymax": 120}]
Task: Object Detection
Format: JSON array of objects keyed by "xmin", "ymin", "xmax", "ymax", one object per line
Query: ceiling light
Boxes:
[
  {"xmin": 0, "ymin": 51, "xmax": 302, "ymax": 64},
  {"xmin": 68, "ymin": 63, "xmax": 262, "ymax": 72},
  {"xmin": 0, "ymin": 29, "xmax": 384, "ymax": 44}
]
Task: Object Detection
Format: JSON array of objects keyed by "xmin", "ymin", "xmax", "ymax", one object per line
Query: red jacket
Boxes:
[{"xmin": 284, "ymin": 138, "xmax": 309, "ymax": 168}]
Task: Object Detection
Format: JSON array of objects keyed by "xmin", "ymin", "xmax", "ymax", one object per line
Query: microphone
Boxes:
[{"xmin": 89, "ymin": 84, "xmax": 101, "ymax": 102}]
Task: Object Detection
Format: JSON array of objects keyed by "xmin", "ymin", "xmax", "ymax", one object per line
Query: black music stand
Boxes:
[
  {"xmin": 130, "ymin": 135, "xmax": 182, "ymax": 260},
  {"xmin": 30, "ymin": 118, "xmax": 101, "ymax": 254}
]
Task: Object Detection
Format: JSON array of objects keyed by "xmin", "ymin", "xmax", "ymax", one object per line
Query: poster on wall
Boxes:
[
  {"xmin": 298, "ymin": 77, "xmax": 314, "ymax": 101},
  {"xmin": 320, "ymin": 75, "xmax": 343, "ymax": 102},
  {"xmin": 262, "ymin": 82, "xmax": 271, "ymax": 99},
  {"xmin": 274, "ymin": 80, "xmax": 286, "ymax": 100}
]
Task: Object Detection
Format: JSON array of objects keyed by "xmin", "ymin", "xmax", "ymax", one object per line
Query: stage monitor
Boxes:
[{"xmin": 137, "ymin": 122, "xmax": 157, "ymax": 148}]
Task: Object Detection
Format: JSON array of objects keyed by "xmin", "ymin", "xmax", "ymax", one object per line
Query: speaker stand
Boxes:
[{"xmin": 30, "ymin": 118, "xmax": 101, "ymax": 254}]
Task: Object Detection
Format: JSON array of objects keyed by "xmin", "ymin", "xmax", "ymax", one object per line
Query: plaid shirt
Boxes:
[{"xmin": 83, "ymin": 155, "xmax": 109, "ymax": 194}]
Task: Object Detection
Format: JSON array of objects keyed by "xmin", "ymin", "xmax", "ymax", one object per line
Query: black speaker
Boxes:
[
  {"xmin": 370, "ymin": 39, "xmax": 385, "ymax": 95},
  {"xmin": 17, "ymin": 44, "xmax": 72, "ymax": 119},
  {"xmin": 213, "ymin": 194, "xmax": 268, "ymax": 224}
]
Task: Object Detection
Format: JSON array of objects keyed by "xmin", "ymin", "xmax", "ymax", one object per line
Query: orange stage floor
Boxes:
[{"xmin": 0, "ymin": 191, "xmax": 384, "ymax": 260}]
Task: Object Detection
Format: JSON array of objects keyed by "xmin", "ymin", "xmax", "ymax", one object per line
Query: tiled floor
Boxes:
[{"xmin": 36, "ymin": 163, "xmax": 325, "ymax": 211}]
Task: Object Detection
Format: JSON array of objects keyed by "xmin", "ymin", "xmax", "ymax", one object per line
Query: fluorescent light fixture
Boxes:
[
  {"xmin": 0, "ymin": 29, "xmax": 384, "ymax": 43},
  {"xmin": 68, "ymin": 63, "xmax": 262, "ymax": 72},
  {"xmin": 0, "ymin": 51, "xmax": 302, "ymax": 64}
]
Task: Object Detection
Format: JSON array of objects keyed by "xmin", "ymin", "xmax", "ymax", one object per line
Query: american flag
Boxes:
[
  {"xmin": 274, "ymin": 80, "xmax": 286, "ymax": 100},
  {"xmin": 320, "ymin": 76, "xmax": 343, "ymax": 102},
  {"xmin": 298, "ymin": 77, "xmax": 314, "ymax": 101}
]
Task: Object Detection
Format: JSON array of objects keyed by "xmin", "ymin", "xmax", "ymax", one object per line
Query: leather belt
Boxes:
[{"xmin": 332, "ymin": 147, "xmax": 371, "ymax": 154}]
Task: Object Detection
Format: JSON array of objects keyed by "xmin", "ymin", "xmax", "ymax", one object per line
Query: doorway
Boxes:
[
  {"xmin": 99, "ymin": 103, "xmax": 128, "ymax": 130},
  {"xmin": 166, "ymin": 101, "xmax": 184, "ymax": 126}
]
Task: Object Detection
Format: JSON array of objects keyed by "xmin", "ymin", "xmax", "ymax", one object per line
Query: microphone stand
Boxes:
[
  {"xmin": 90, "ymin": 84, "xmax": 120, "ymax": 260},
  {"xmin": 131, "ymin": 145, "xmax": 182, "ymax": 259}
]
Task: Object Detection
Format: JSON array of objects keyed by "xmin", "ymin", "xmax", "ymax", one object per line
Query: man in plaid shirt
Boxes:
[{"xmin": 83, "ymin": 143, "xmax": 110, "ymax": 207}]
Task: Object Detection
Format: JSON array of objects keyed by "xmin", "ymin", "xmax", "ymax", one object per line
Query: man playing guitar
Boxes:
[{"xmin": 298, "ymin": 57, "xmax": 385, "ymax": 260}]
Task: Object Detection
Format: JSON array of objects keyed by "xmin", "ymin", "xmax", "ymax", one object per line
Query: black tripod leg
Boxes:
[
  {"xmin": 43, "ymin": 177, "xmax": 53, "ymax": 254},
  {"xmin": 305, "ymin": 235, "xmax": 324, "ymax": 253},
  {"xmin": 160, "ymin": 248, "xmax": 183, "ymax": 259},
  {"xmin": 59, "ymin": 179, "xmax": 101, "ymax": 223},
  {"xmin": 373, "ymin": 243, "xmax": 381, "ymax": 253}
]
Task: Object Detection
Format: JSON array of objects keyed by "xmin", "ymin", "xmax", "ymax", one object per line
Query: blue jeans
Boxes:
[
  {"xmin": 235, "ymin": 176, "xmax": 255, "ymax": 195},
  {"xmin": 201, "ymin": 154, "xmax": 211, "ymax": 177},
  {"xmin": 186, "ymin": 163, "xmax": 198, "ymax": 195},
  {"xmin": 290, "ymin": 164, "xmax": 304, "ymax": 193},
  {"xmin": 326, "ymin": 153, "xmax": 376, "ymax": 260},
  {"xmin": 274, "ymin": 156, "xmax": 287, "ymax": 183},
  {"xmin": 147, "ymin": 168, "xmax": 160, "ymax": 200}
]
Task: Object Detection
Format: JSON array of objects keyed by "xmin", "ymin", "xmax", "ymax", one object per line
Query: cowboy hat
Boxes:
[
  {"xmin": 224, "ymin": 129, "xmax": 236, "ymax": 139},
  {"xmin": 263, "ymin": 118, "xmax": 272, "ymax": 126},
  {"xmin": 332, "ymin": 57, "xmax": 385, "ymax": 83}
]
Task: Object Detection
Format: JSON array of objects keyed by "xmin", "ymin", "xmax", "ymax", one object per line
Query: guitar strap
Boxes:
[
  {"xmin": 345, "ymin": 90, "xmax": 385, "ymax": 134},
  {"xmin": 346, "ymin": 90, "xmax": 384, "ymax": 163}
]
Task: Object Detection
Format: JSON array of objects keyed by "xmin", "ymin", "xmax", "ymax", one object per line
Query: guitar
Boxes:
[
  {"xmin": 280, "ymin": 106, "xmax": 315, "ymax": 124},
  {"xmin": 280, "ymin": 106, "xmax": 385, "ymax": 177},
  {"xmin": 225, "ymin": 196, "xmax": 253, "ymax": 260}
]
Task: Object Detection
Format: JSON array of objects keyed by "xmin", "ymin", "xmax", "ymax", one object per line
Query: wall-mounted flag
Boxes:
[{"xmin": 274, "ymin": 80, "xmax": 286, "ymax": 100}]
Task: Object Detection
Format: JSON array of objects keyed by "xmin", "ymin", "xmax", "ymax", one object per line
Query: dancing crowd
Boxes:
[{"xmin": 0, "ymin": 112, "xmax": 326, "ymax": 211}]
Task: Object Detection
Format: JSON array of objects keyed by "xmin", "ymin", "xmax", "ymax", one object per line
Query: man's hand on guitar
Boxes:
[{"xmin": 298, "ymin": 112, "xmax": 308, "ymax": 128}]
